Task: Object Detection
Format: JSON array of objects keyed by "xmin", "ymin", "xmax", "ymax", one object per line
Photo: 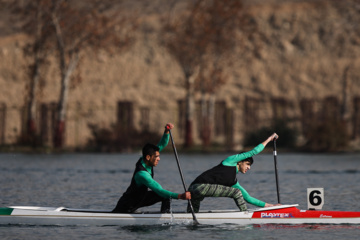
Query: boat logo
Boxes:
[
  {"xmin": 320, "ymin": 214, "xmax": 332, "ymax": 218},
  {"xmin": 261, "ymin": 212, "xmax": 294, "ymax": 218}
]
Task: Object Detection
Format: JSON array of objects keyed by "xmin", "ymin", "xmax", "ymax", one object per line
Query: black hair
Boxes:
[
  {"xmin": 239, "ymin": 151, "xmax": 254, "ymax": 165},
  {"xmin": 244, "ymin": 157, "xmax": 254, "ymax": 165},
  {"xmin": 142, "ymin": 143, "xmax": 160, "ymax": 158}
]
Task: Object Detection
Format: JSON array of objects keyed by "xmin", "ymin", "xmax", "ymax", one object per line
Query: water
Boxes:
[{"xmin": 1, "ymin": 152, "xmax": 360, "ymax": 239}]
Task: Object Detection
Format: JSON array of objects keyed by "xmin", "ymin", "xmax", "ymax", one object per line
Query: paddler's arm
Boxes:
[
  {"xmin": 222, "ymin": 144, "xmax": 264, "ymax": 166},
  {"xmin": 261, "ymin": 133, "xmax": 278, "ymax": 147},
  {"xmin": 222, "ymin": 133, "xmax": 278, "ymax": 166},
  {"xmin": 232, "ymin": 182, "xmax": 266, "ymax": 207},
  {"xmin": 135, "ymin": 171, "xmax": 190, "ymax": 200},
  {"xmin": 156, "ymin": 123, "xmax": 174, "ymax": 152}
]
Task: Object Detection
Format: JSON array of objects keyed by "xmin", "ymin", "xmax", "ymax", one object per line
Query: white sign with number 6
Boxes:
[{"xmin": 307, "ymin": 188, "xmax": 324, "ymax": 210}]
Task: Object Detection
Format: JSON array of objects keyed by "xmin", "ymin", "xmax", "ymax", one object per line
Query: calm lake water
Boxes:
[{"xmin": 1, "ymin": 151, "xmax": 360, "ymax": 239}]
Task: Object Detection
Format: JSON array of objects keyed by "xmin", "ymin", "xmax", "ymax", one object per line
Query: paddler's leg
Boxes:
[
  {"xmin": 133, "ymin": 191, "xmax": 171, "ymax": 213},
  {"xmin": 112, "ymin": 196, "xmax": 132, "ymax": 213},
  {"xmin": 231, "ymin": 190, "xmax": 247, "ymax": 211},
  {"xmin": 208, "ymin": 185, "xmax": 247, "ymax": 211},
  {"xmin": 160, "ymin": 199, "xmax": 171, "ymax": 213},
  {"xmin": 187, "ymin": 184, "xmax": 206, "ymax": 213},
  {"xmin": 188, "ymin": 183, "xmax": 247, "ymax": 212}
]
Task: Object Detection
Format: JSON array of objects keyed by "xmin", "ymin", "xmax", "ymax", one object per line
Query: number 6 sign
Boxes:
[{"xmin": 307, "ymin": 188, "xmax": 324, "ymax": 210}]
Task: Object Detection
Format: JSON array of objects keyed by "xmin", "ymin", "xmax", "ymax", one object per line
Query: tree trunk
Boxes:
[
  {"xmin": 200, "ymin": 93, "xmax": 210, "ymax": 148},
  {"xmin": 184, "ymin": 74, "xmax": 195, "ymax": 148},
  {"xmin": 340, "ymin": 65, "xmax": 351, "ymax": 121},
  {"xmin": 207, "ymin": 94, "xmax": 216, "ymax": 146},
  {"xmin": 52, "ymin": 12, "xmax": 79, "ymax": 148},
  {"xmin": 53, "ymin": 54, "xmax": 79, "ymax": 148},
  {"xmin": 26, "ymin": 9, "xmax": 43, "ymax": 139},
  {"xmin": 27, "ymin": 53, "xmax": 41, "ymax": 138}
]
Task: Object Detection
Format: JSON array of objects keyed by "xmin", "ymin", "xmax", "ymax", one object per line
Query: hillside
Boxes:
[{"xmin": 0, "ymin": 0, "xmax": 359, "ymax": 150}]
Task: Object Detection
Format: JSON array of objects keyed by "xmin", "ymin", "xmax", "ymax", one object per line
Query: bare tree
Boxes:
[
  {"xmin": 9, "ymin": 0, "xmax": 53, "ymax": 143},
  {"xmin": 10, "ymin": 0, "xmax": 136, "ymax": 148},
  {"xmin": 162, "ymin": 1, "xmax": 205, "ymax": 148},
  {"xmin": 162, "ymin": 0, "xmax": 254, "ymax": 148}
]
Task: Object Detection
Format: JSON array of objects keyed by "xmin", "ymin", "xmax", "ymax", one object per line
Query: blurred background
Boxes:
[{"xmin": 0, "ymin": 0, "xmax": 359, "ymax": 153}]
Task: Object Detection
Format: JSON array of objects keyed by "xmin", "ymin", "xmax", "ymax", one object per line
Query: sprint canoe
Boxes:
[{"xmin": 1, "ymin": 204, "xmax": 360, "ymax": 226}]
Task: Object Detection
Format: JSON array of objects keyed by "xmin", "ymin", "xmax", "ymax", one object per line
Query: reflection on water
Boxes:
[{"xmin": 257, "ymin": 223, "xmax": 360, "ymax": 230}]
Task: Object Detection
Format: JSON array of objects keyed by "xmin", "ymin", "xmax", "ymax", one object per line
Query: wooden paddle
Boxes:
[{"xmin": 167, "ymin": 128, "xmax": 199, "ymax": 225}]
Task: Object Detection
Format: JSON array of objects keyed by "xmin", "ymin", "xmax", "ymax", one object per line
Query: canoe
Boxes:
[{"xmin": 1, "ymin": 204, "xmax": 360, "ymax": 226}]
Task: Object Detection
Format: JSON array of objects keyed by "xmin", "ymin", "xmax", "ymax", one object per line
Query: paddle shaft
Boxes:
[
  {"xmin": 273, "ymin": 139, "xmax": 281, "ymax": 203},
  {"xmin": 168, "ymin": 129, "xmax": 199, "ymax": 224}
]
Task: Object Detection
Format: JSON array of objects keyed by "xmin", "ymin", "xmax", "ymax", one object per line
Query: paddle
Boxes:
[
  {"xmin": 273, "ymin": 137, "xmax": 281, "ymax": 204},
  {"xmin": 167, "ymin": 128, "xmax": 199, "ymax": 225}
]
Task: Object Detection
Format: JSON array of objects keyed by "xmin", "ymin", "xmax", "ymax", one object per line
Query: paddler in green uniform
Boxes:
[
  {"xmin": 187, "ymin": 133, "xmax": 280, "ymax": 213},
  {"xmin": 112, "ymin": 123, "xmax": 191, "ymax": 213}
]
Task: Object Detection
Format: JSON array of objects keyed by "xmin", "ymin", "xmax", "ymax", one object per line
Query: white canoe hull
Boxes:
[{"xmin": 1, "ymin": 204, "xmax": 360, "ymax": 226}]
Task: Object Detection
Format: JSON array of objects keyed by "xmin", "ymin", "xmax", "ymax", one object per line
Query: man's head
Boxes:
[
  {"xmin": 237, "ymin": 160, "xmax": 252, "ymax": 174},
  {"xmin": 237, "ymin": 154, "xmax": 253, "ymax": 174},
  {"xmin": 142, "ymin": 143, "xmax": 160, "ymax": 167}
]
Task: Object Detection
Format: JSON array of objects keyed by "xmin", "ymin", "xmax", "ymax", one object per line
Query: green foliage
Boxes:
[{"xmin": 244, "ymin": 119, "xmax": 298, "ymax": 148}]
